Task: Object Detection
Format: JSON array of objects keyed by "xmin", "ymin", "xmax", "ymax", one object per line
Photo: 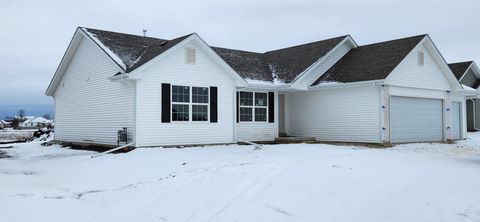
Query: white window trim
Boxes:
[
  {"xmin": 171, "ymin": 85, "xmax": 210, "ymax": 123},
  {"xmin": 239, "ymin": 91, "xmax": 268, "ymax": 123}
]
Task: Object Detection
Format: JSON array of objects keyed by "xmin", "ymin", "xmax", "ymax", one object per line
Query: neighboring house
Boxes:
[
  {"xmin": 45, "ymin": 27, "xmax": 475, "ymax": 147},
  {"xmin": 0, "ymin": 120, "xmax": 10, "ymax": 129},
  {"xmin": 449, "ymin": 61, "xmax": 480, "ymax": 131},
  {"xmin": 20, "ymin": 117, "xmax": 52, "ymax": 129}
]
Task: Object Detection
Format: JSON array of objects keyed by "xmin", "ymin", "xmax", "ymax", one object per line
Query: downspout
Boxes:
[
  {"xmin": 233, "ymin": 89, "xmax": 237, "ymax": 143},
  {"xmin": 472, "ymin": 99, "xmax": 479, "ymax": 131}
]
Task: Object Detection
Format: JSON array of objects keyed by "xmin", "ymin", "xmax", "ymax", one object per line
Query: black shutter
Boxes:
[
  {"xmin": 268, "ymin": 92, "xmax": 274, "ymax": 123},
  {"xmin": 161, "ymin": 83, "xmax": 171, "ymax": 123},
  {"xmin": 236, "ymin": 92, "xmax": 240, "ymax": 123},
  {"xmin": 210, "ymin": 86, "xmax": 218, "ymax": 123}
]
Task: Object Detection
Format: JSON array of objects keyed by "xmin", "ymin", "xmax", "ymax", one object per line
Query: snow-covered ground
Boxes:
[
  {"xmin": 1, "ymin": 134, "xmax": 480, "ymax": 222},
  {"xmin": 0, "ymin": 129, "xmax": 36, "ymax": 142}
]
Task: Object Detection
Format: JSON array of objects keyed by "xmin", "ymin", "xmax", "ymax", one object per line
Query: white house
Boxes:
[
  {"xmin": 0, "ymin": 120, "xmax": 10, "ymax": 129},
  {"xmin": 449, "ymin": 61, "xmax": 480, "ymax": 131},
  {"xmin": 20, "ymin": 117, "xmax": 52, "ymax": 128},
  {"xmin": 45, "ymin": 27, "xmax": 476, "ymax": 147}
]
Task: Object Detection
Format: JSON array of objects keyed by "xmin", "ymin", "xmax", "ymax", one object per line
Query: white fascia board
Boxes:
[
  {"xmin": 470, "ymin": 62, "xmax": 480, "ymax": 79},
  {"xmin": 193, "ymin": 34, "xmax": 248, "ymax": 87},
  {"xmin": 422, "ymin": 36, "xmax": 464, "ymax": 90},
  {"xmin": 45, "ymin": 28, "xmax": 83, "ymax": 96},
  {"xmin": 79, "ymin": 27, "xmax": 126, "ymax": 71},
  {"xmin": 290, "ymin": 36, "xmax": 356, "ymax": 87},
  {"xmin": 308, "ymin": 80, "xmax": 385, "ymax": 90}
]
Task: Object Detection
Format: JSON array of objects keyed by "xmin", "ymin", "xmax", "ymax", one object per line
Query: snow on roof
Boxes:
[
  {"xmin": 82, "ymin": 28, "xmax": 127, "ymax": 70},
  {"xmin": 462, "ymin": 84, "xmax": 477, "ymax": 91}
]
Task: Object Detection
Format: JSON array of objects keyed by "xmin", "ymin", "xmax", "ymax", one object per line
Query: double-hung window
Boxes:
[
  {"xmin": 239, "ymin": 91, "xmax": 268, "ymax": 122},
  {"xmin": 254, "ymin": 92, "xmax": 268, "ymax": 121},
  {"xmin": 171, "ymin": 85, "xmax": 209, "ymax": 122},
  {"xmin": 172, "ymin": 85, "xmax": 190, "ymax": 121},
  {"xmin": 192, "ymin": 87, "xmax": 209, "ymax": 121}
]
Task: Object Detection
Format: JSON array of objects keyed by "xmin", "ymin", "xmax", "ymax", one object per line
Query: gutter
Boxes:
[
  {"xmin": 308, "ymin": 80, "xmax": 385, "ymax": 90},
  {"xmin": 108, "ymin": 73, "xmax": 130, "ymax": 81}
]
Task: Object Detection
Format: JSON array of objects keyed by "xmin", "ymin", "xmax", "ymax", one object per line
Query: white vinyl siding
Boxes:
[
  {"xmin": 460, "ymin": 69, "xmax": 478, "ymax": 87},
  {"xmin": 451, "ymin": 102, "xmax": 461, "ymax": 140},
  {"xmin": 386, "ymin": 43, "xmax": 451, "ymax": 91},
  {"xmin": 135, "ymin": 42, "xmax": 236, "ymax": 147},
  {"xmin": 390, "ymin": 96, "xmax": 443, "ymax": 143},
  {"xmin": 53, "ymin": 37, "xmax": 134, "ymax": 145},
  {"xmin": 286, "ymin": 85, "xmax": 381, "ymax": 143}
]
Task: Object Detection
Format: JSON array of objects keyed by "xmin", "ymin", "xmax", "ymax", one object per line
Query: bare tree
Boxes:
[{"xmin": 18, "ymin": 109, "xmax": 26, "ymax": 120}]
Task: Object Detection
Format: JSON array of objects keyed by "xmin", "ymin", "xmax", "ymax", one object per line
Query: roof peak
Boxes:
[
  {"xmin": 264, "ymin": 35, "xmax": 350, "ymax": 53},
  {"xmin": 80, "ymin": 26, "xmax": 194, "ymax": 42},
  {"xmin": 358, "ymin": 34, "xmax": 427, "ymax": 48},
  {"xmin": 448, "ymin": 61, "xmax": 474, "ymax": 66}
]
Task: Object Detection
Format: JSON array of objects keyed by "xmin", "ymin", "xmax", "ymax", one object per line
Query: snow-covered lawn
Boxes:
[
  {"xmin": 1, "ymin": 135, "xmax": 480, "ymax": 222},
  {"xmin": 0, "ymin": 129, "xmax": 36, "ymax": 142}
]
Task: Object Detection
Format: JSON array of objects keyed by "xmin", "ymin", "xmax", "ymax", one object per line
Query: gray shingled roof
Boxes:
[
  {"xmin": 312, "ymin": 35, "xmax": 427, "ymax": 85},
  {"xmin": 211, "ymin": 47, "xmax": 273, "ymax": 81},
  {"xmin": 82, "ymin": 27, "xmax": 193, "ymax": 72},
  {"xmin": 83, "ymin": 27, "xmax": 348, "ymax": 83},
  {"xmin": 448, "ymin": 61, "xmax": 473, "ymax": 80},
  {"xmin": 213, "ymin": 36, "xmax": 348, "ymax": 83}
]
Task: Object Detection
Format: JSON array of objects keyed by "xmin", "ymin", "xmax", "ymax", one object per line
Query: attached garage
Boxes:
[
  {"xmin": 451, "ymin": 102, "xmax": 462, "ymax": 140},
  {"xmin": 390, "ymin": 96, "xmax": 443, "ymax": 143}
]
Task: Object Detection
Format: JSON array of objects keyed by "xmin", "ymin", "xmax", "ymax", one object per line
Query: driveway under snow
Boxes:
[{"xmin": 1, "ymin": 135, "xmax": 480, "ymax": 222}]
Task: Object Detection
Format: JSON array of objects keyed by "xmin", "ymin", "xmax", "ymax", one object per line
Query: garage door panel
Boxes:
[{"xmin": 391, "ymin": 96, "xmax": 443, "ymax": 143}]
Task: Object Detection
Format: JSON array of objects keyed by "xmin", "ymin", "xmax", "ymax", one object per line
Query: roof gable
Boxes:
[
  {"xmin": 82, "ymin": 27, "xmax": 194, "ymax": 73},
  {"xmin": 448, "ymin": 61, "xmax": 473, "ymax": 80},
  {"xmin": 312, "ymin": 35, "xmax": 426, "ymax": 85}
]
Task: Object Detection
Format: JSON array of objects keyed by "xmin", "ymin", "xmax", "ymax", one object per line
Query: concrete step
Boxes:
[{"xmin": 275, "ymin": 136, "xmax": 316, "ymax": 144}]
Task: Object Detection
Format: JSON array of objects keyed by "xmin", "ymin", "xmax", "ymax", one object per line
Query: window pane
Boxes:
[
  {"xmin": 192, "ymin": 105, "xmax": 208, "ymax": 121},
  {"xmin": 172, "ymin": 85, "xmax": 190, "ymax": 103},
  {"xmin": 255, "ymin": 93, "xmax": 268, "ymax": 107},
  {"xmin": 192, "ymin": 87, "xmax": 209, "ymax": 103},
  {"xmin": 240, "ymin": 107, "xmax": 253, "ymax": 121},
  {"xmin": 255, "ymin": 108, "xmax": 267, "ymax": 121},
  {"xmin": 172, "ymin": 104, "xmax": 189, "ymax": 121},
  {"xmin": 239, "ymin": 92, "xmax": 253, "ymax": 106}
]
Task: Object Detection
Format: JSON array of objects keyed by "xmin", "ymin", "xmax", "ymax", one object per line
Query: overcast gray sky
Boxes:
[{"xmin": 1, "ymin": 0, "xmax": 479, "ymax": 106}]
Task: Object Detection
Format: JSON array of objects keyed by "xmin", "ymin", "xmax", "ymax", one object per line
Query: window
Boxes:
[
  {"xmin": 254, "ymin": 93, "xmax": 268, "ymax": 121},
  {"xmin": 239, "ymin": 92, "xmax": 253, "ymax": 121},
  {"xmin": 239, "ymin": 91, "xmax": 268, "ymax": 122},
  {"xmin": 417, "ymin": 52, "xmax": 424, "ymax": 66},
  {"xmin": 186, "ymin": 48, "xmax": 196, "ymax": 64},
  {"xmin": 171, "ymin": 85, "xmax": 209, "ymax": 122},
  {"xmin": 192, "ymin": 87, "xmax": 208, "ymax": 121},
  {"xmin": 172, "ymin": 85, "xmax": 190, "ymax": 121}
]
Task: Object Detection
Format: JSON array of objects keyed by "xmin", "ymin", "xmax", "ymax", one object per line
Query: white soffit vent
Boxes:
[{"xmin": 186, "ymin": 48, "xmax": 196, "ymax": 64}]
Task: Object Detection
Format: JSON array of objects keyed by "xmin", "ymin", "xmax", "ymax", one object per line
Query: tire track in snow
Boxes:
[{"xmin": 186, "ymin": 161, "xmax": 298, "ymax": 222}]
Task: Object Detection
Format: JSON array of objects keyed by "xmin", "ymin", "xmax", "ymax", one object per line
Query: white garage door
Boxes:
[
  {"xmin": 451, "ymin": 102, "xmax": 461, "ymax": 140},
  {"xmin": 391, "ymin": 96, "xmax": 443, "ymax": 143}
]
